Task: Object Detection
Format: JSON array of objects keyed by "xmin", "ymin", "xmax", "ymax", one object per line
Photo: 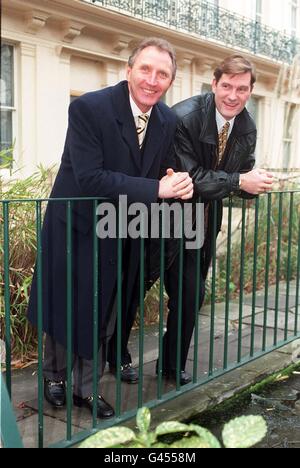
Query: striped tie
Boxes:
[
  {"xmin": 137, "ymin": 114, "xmax": 149, "ymax": 148},
  {"xmin": 218, "ymin": 121, "xmax": 230, "ymax": 165}
]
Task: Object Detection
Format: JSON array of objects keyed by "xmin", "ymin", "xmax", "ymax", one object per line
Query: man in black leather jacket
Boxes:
[{"xmin": 161, "ymin": 55, "xmax": 274, "ymax": 384}]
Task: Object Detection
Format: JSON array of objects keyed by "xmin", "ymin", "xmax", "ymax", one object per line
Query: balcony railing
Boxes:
[
  {"xmin": 1, "ymin": 192, "xmax": 300, "ymax": 447},
  {"xmin": 82, "ymin": 0, "xmax": 300, "ymax": 63}
]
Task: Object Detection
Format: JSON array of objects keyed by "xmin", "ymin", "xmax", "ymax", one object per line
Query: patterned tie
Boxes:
[
  {"xmin": 137, "ymin": 114, "xmax": 149, "ymax": 148},
  {"xmin": 217, "ymin": 121, "xmax": 230, "ymax": 165},
  {"xmin": 204, "ymin": 121, "xmax": 230, "ymax": 238}
]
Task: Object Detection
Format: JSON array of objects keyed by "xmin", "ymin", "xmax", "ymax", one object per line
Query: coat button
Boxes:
[{"xmin": 109, "ymin": 259, "xmax": 116, "ymax": 265}]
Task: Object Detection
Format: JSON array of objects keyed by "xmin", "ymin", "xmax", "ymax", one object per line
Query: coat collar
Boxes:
[{"xmin": 112, "ymin": 81, "xmax": 166, "ymax": 175}]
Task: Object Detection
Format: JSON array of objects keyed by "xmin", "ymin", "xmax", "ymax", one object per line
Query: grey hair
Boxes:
[{"xmin": 128, "ymin": 37, "xmax": 177, "ymax": 81}]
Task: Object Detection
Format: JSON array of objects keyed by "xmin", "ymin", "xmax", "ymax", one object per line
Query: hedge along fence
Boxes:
[{"xmin": 208, "ymin": 192, "xmax": 300, "ymax": 304}]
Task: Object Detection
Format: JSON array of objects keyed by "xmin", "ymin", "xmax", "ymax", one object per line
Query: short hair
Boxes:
[
  {"xmin": 214, "ymin": 55, "xmax": 256, "ymax": 88},
  {"xmin": 128, "ymin": 37, "xmax": 177, "ymax": 81}
]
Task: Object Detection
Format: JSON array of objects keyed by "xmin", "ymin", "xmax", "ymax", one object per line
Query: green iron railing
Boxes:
[
  {"xmin": 1, "ymin": 191, "xmax": 300, "ymax": 448},
  {"xmin": 83, "ymin": 0, "xmax": 300, "ymax": 63}
]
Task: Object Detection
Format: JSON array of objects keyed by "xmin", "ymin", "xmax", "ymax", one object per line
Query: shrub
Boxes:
[
  {"xmin": 79, "ymin": 407, "xmax": 267, "ymax": 448},
  {"xmin": 0, "ymin": 150, "xmax": 53, "ymax": 363}
]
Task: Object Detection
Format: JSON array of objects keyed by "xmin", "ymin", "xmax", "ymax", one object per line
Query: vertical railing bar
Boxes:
[
  {"xmin": 284, "ymin": 193, "xmax": 294, "ymax": 341},
  {"xmin": 116, "ymin": 206, "xmax": 123, "ymax": 418},
  {"xmin": 223, "ymin": 197, "xmax": 232, "ymax": 369},
  {"xmin": 209, "ymin": 201, "xmax": 217, "ymax": 376},
  {"xmin": 176, "ymin": 208, "xmax": 184, "ymax": 390},
  {"xmin": 36, "ymin": 201, "xmax": 44, "ymax": 448},
  {"xmin": 92, "ymin": 200, "xmax": 99, "ymax": 427},
  {"xmin": 193, "ymin": 197, "xmax": 202, "ymax": 382},
  {"xmin": 250, "ymin": 197, "xmax": 259, "ymax": 357},
  {"xmin": 3, "ymin": 201, "xmax": 11, "ymax": 397},
  {"xmin": 263, "ymin": 193, "xmax": 272, "ymax": 351},
  {"xmin": 295, "ymin": 214, "xmax": 300, "ymax": 336},
  {"xmin": 157, "ymin": 204, "xmax": 165, "ymax": 400},
  {"xmin": 66, "ymin": 201, "xmax": 73, "ymax": 441},
  {"xmin": 238, "ymin": 199, "xmax": 246, "ymax": 363},
  {"xmin": 274, "ymin": 193, "xmax": 283, "ymax": 346},
  {"xmin": 138, "ymin": 212, "xmax": 145, "ymax": 409}
]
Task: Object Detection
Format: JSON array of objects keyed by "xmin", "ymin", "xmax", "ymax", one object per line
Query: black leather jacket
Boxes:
[
  {"xmin": 172, "ymin": 92, "xmax": 257, "ymax": 278},
  {"xmin": 172, "ymin": 92, "xmax": 257, "ymax": 201}
]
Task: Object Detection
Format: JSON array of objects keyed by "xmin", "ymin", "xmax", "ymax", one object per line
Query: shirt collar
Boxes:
[
  {"xmin": 129, "ymin": 94, "xmax": 152, "ymax": 119},
  {"xmin": 216, "ymin": 108, "xmax": 235, "ymax": 137}
]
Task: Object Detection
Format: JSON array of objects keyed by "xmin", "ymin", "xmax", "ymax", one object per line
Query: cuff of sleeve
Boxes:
[{"xmin": 230, "ymin": 173, "xmax": 241, "ymax": 195}]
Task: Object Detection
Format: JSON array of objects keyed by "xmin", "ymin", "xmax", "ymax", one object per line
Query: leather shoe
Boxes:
[
  {"xmin": 44, "ymin": 378, "xmax": 66, "ymax": 407},
  {"xmin": 73, "ymin": 394, "xmax": 115, "ymax": 419},
  {"xmin": 109, "ymin": 363, "xmax": 139, "ymax": 384},
  {"xmin": 160, "ymin": 369, "xmax": 192, "ymax": 386}
]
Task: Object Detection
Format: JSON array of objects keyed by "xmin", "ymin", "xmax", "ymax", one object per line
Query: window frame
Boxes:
[
  {"xmin": 1, "ymin": 42, "xmax": 17, "ymax": 172},
  {"xmin": 283, "ymin": 101, "xmax": 297, "ymax": 170}
]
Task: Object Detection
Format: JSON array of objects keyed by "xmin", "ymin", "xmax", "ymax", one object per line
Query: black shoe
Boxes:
[
  {"xmin": 73, "ymin": 394, "xmax": 115, "ymax": 419},
  {"xmin": 109, "ymin": 363, "xmax": 139, "ymax": 384},
  {"xmin": 44, "ymin": 378, "xmax": 66, "ymax": 407},
  {"xmin": 158, "ymin": 369, "xmax": 192, "ymax": 386}
]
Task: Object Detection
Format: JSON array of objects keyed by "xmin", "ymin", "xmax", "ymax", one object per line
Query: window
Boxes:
[
  {"xmin": 290, "ymin": 0, "xmax": 298, "ymax": 36},
  {"xmin": 1, "ymin": 44, "xmax": 15, "ymax": 163},
  {"xmin": 255, "ymin": 0, "xmax": 262, "ymax": 22},
  {"xmin": 201, "ymin": 83, "xmax": 212, "ymax": 94},
  {"xmin": 283, "ymin": 103, "xmax": 296, "ymax": 169},
  {"xmin": 246, "ymin": 96, "xmax": 259, "ymax": 124}
]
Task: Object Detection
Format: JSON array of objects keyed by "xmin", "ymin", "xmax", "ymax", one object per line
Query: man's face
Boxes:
[
  {"xmin": 212, "ymin": 72, "xmax": 253, "ymax": 121},
  {"xmin": 127, "ymin": 46, "xmax": 174, "ymax": 113}
]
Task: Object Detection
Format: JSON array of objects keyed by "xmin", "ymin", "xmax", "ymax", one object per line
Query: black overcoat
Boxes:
[{"xmin": 28, "ymin": 81, "xmax": 177, "ymax": 359}]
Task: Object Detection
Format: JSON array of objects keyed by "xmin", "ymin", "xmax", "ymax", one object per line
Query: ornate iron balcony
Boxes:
[{"xmin": 82, "ymin": 0, "xmax": 299, "ymax": 63}]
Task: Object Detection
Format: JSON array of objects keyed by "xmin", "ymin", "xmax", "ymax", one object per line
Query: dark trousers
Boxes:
[
  {"xmin": 108, "ymin": 247, "xmax": 205, "ymax": 372},
  {"xmin": 43, "ymin": 335, "xmax": 107, "ymax": 398},
  {"xmin": 43, "ymin": 297, "xmax": 118, "ymax": 398},
  {"xmin": 107, "ymin": 240, "xmax": 139, "ymax": 367},
  {"xmin": 162, "ymin": 248, "xmax": 206, "ymax": 371}
]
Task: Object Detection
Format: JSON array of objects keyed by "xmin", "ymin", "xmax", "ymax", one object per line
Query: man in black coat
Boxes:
[
  {"xmin": 160, "ymin": 55, "xmax": 274, "ymax": 384},
  {"xmin": 28, "ymin": 38, "xmax": 193, "ymax": 418}
]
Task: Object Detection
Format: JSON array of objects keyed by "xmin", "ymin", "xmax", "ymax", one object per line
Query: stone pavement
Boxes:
[{"xmin": 5, "ymin": 281, "xmax": 300, "ymax": 448}]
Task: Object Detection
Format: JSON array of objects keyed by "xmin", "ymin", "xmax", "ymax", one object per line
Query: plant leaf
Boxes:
[
  {"xmin": 170, "ymin": 435, "xmax": 212, "ymax": 448},
  {"xmin": 79, "ymin": 427, "xmax": 135, "ymax": 449},
  {"xmin": 155, "ymin": 421, "xmax": 190, "ymax": 436},
  {"xmin": 136, "ymin": 407, "xmax": 151, "ymax": 434},
  {"xmin": 188, "ymin": 424, "xmax": 221, "ymax": 448},
  {"xmin": 222, "ymin": 416, "xmax": 267, "ymax": 449}
]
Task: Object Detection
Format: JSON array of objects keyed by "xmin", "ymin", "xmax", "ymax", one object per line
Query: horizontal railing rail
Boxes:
[
  {"xmin": 82, "ymin": 0, "xmax": 300, "ymax": 63},
  {"xmin": 1, "ymin": 191, "xmax": 300, "ymax": 448}
]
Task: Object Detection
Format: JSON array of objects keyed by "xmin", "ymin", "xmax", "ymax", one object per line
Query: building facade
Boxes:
[{"xmin": 1, "ymin": 0, "xmax": 300, "ymax": 181}]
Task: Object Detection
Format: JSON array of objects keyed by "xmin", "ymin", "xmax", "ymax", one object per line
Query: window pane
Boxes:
[
  {"xmin": 202, "ymin": 83, "xmax": 212, "ymax": 94},
  {"xmin": 0, "ymin": 109, "xmax": 13, "ymax": 151},
  {"xmin": 283, "ymin": 141, "xmax": 291, "ymax": 169},
  {"xmin": 0, "ymin": 45, "xmax": 14, "ymax": 107},
  {"xmin": 246, "ymin": 96, "xmax": 259, "ymax": 124},
  {"xmin": 284, "ymin": 103, "xmax": 296, "ymax": 139}
]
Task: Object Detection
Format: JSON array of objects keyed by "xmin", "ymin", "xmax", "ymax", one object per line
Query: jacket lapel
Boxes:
[
  {"xmin": 112, "ymin": 81, "xmax": 141, "ymax": 171},
  {"xmin": 141, "ymin": 105, "xmax": 165, "ymax": 177}
]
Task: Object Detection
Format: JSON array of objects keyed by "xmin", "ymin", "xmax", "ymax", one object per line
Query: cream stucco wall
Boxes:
[{"xmin": 1, "ymin": 0, "xmax": 300, "ymax": 181}]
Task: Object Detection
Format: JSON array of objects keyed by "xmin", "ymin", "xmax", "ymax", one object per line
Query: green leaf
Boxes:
[
  {"xmin": 79, "ymin": 427, "xmax": 136, "ymax": 449},
  {"xmin": 136, "ymin": 407, "xmax": 151, "ymax": 434},
  {"xmin": 155, "ymin": 421, "xmax": 190, "ymax": 437},
  {"xmin": 188, "ymin": 425, "xmax": 221, "ymax": 448},
  {"xmin": 222, "ymin": 416, "xmax": 267, "ymax": 449},
  {"xmin": 170, "ymin": 436, "xmax": 212, "ymax": 448}
]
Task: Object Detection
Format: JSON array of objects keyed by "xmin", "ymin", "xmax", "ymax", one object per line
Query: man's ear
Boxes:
[
  {"xmin": 212, "ymin": 79, "xmax": 217, "ymax": 93},
  {"xmin": 126, "ymin": 66, "xmax": 132, "ymax": 81}
]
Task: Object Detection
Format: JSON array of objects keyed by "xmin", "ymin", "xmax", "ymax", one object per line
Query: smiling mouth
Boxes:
[
  {"xmin": 224, "ymin": 102, "xmax": 238, "ymax": 108},
  {"xmin": 142, "ymin": 88, "xmax": 157, "ymax": 95}
]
